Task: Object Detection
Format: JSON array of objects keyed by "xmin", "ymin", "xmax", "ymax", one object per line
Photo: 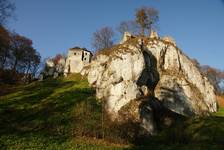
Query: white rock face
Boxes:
[
  {"xmin": 162, "ymin": 36, "xmax": 176, "ymax": 46},
  {"xmin": 84, "ymin": 36, "xmax": 217, "ymax": 134},
  {"xmin": 120, "ymin": 32, "xmax": 135, "ymax": 44},
  {"xmin": 40, "ymin": 56, "xmax": 66, "ymax": 80},
  {"xmin": 146, "ymin": 39, "xmax": 217, "ymax": 116},
  {"xmin": 149, "ymin": 30, "xmax": 159, "ymax": 39},
  {"xmin": 46, "ymin": 59, "xmax": 55, "ymax": 68},
  {"xmin": 87, "ymin": 44, "xmax": 144, "ymax": 117}
]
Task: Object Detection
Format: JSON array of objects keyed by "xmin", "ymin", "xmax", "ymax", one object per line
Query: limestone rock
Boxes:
[
  {"xmin": 149, "ymin": 30, "xmax": 159, "ymax": 39},
  {"xmin": 145, "ymin": 39, "xmax": 217, "ymax": 116},
  {"xmin": 120, "ymin": 32, "xmax": 135, "ymax": 44},
  {"xmin": 46, "ymin": 59, "xmax": 54, "ymax": 67},
  {"xmin": 87, "ymin": 44, "xmax": 144, "ymax": 114},
  {"xmin": 83, "ymin": 33, "xmax": 217, "ymax": 135},
  {"xmin": 162, "ymin": 36, "xmax": 176, "ymax": 46},
  {"xmin": 40, "ymin": 56, "xmax": 66, "ymax": 80}
]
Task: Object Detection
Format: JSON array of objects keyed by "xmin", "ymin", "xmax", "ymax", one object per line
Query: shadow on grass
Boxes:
[{"xmin": 123, "ymin": 115, "xmax": 224, "ymax": 150}]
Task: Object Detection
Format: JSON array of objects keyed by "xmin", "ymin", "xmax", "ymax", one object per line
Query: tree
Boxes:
[
  {"xmin": 23, "ymin": 47, "xmax": 41, "ymax": 79},
  {"xmin": 10, "ymin": 34, "xmax": 31, "ymax": 72},
  {"xmin": 9, "ymin": 33, "xmax": 40, "ymax": 78},
  {"xmin": 136, "ymin": 8, "xmax": 148, "ymax": 35},
  {"xmin": 0, "ymin": 25, "xmax": 10, "ymax": 68},
  {"xmin": 0, "ymin": 0, "xmax": 15, "ymax": 25},
  {"xmin": 117, "ymin": 20, "xmax": 140, "ymax": 35},
  {"xmin": 144, "ymin": 7, "xmax": 159, "ymax": 33},
  {"xmin": 92, "ymin": 27, "xmax": 114, "ymax": 51},
  {"xmin": 0, "ymin": 32, "xmax": 41, "ymax": 83},
  {"xmin": 53, "ymin": 54, "xmax": 64, "ymax": 65},
  {"xmin": 199, "ymin": 65, "xmax": 224, "ymax": 94},
  {"xmin": 135, "ymin": 7, "xmax": 159, "ymax": 35}
]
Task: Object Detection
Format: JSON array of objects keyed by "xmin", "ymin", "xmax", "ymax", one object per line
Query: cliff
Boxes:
[{"xmin": 82, "ymin": 33, "xmax": 217, "ymax": 135}]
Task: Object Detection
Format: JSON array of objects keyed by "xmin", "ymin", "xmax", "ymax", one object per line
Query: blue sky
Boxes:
[{"xmin": 8, "ymin": 0, "xmax": 224, "ymax": 70}]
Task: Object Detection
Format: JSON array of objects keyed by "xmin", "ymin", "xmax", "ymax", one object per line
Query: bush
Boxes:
[{"xmin": 71, "ymin": 100, "xmax": 148, "ymax": 145}]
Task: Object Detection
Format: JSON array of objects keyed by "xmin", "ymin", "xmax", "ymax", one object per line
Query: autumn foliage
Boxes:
[
  {"xmin": 0, "ymin": 26, "xmax": 41, "ymax": 83},
  {"xmin": 53, "ymin": 54, "xmax": 64, "ymax": 65}
]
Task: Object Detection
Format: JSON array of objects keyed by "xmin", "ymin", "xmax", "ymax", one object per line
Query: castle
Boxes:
[{"xmin": 64, "ymin": 47, "xmax": 92, "ymax": 76}]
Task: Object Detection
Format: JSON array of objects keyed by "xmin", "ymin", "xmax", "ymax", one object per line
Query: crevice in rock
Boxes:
[
  {"xmin": 135, "ymin": 42, "xmax": 163, "ymax": 135},
  {"xmin": 176, "ymin": 48, "xmax": 182, "ymax": 73},
  {"xmin": 159, "ymin": 45, "xmax": 169, "ymax": 71},
  {"xmin": 137, "ymin": 50, "xmax": 160, "ymax": 93}
]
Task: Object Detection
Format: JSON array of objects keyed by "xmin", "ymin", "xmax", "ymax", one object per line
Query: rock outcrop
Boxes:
[
  {"xmin": 83, "ymin": 33, "xmax": 217, "ymax": 135},
  {"xmin": 39, "ymin": 56, "xmax": 66, "ymax": 80}
]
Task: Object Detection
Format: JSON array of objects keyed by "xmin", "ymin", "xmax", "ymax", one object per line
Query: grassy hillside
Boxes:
[
  {"xmin": 0, "ymin": 75, "xmax": 126, "ymax": 149},
  {"xmin": 0, "ymin": 74, "xmax": 224, "ymax": 150}
]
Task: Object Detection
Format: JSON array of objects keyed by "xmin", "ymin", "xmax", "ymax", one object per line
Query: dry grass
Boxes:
[{"xmin": 217, "ymin": 95, "xmax": 224, "ymax": 107}]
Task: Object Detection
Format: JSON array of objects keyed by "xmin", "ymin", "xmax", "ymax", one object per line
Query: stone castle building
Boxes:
[{"xmin": 64, "ymin": 47, "xmax": 92, "ymax": 75}]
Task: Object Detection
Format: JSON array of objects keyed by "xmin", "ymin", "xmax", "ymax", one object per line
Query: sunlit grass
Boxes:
[{"xmin": 0, "ymin": 74, "xmax": 124, "ymax": 149}]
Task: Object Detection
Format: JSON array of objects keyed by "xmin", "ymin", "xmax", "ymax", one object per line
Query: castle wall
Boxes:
[{"xmin": 64, "ymin": 48, "xmax": 92, "ymax": 75}]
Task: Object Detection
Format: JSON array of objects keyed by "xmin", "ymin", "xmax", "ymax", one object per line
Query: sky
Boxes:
[{"xmin": 8, "ymin": 0, "xmax": 224, "ymax": 70}]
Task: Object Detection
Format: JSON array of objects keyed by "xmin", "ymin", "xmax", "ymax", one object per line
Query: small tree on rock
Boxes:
[
  {"xmin": 117, "ymin": 20, "xmax": 140, "ymax": 35},
  {"xmin": 135, "ymin": 6, "xmax": 159, "ymax": 36}
]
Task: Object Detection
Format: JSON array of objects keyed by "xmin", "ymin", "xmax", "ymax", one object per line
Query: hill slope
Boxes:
[
  {"xmin": 0, "ymin": 75, "xmax": 126, "ymax": 149},
  {"xmin": 0, "ymin": 75, "xmax": 224, "ymax": 149}
]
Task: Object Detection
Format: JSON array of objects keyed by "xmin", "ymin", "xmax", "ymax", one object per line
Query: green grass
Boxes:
[
  {"xmin": 0, "ymin": 74, "xmax": 224, "ymax": 150},
  {"xmin": 214, "ymin": 107, "xmax": 224, "ymax": 117},
  {"xmin": 0, "ymin": 74, "xmax": 126, "ymax": 149}
]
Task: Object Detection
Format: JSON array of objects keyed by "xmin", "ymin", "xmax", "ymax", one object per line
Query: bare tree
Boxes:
[
  {"xmin": 117, "ymin": 20, "xmax": 140, "ymax": 35},
  {"xmin": 0, "ymin": 0, "xmax": 15, "ymax": 25},
  {"xmin": 135, "ymin": 6, "xmax": 159, "ymax": 35},
  {"xmin": 92, "ymin": 26, "xmax": 114, "ymax": 51},
  {"xmin": 0, "ymin": 25, "xmax": 10, "ymax": 68},
  {"xmin": 136, "ymin": 8, "xmax": 148, "ymax": 35},
  {"xmin": 144, "ymin": 7, "xmax": 159, "ymax": 34}
]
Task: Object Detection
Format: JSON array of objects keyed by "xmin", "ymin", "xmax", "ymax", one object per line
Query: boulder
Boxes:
[{"xmin": 83, "ymin": 34, "xmax": 217, "ymax": 135}]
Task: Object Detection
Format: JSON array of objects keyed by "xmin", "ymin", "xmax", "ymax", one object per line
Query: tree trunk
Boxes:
[
  {"xmin": 12, "ymin": 59, "xmax": 17, "ymax": 72},
  {"xmin": 141, "ymin": 27, "xmax": 145, "ymax": 36},
  {"xmin": 25, "ymin": 63, "xmax": 31, "ymax": 82},
  {"xmin": 148, "ymin": 25, "xmax": 152, "ymax": 36},
  {"xmin": 0, "ymin": 48, "xmax": 8, "ymax": 69}
]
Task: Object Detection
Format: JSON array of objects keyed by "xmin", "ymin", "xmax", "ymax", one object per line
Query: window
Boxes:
[
  {"xmin": 84, "ymin": 58, "xmax": 86, "ymax": 60},
  {"xmin": 74, "ymin": 53, "xmax": 76, "ymax": 55},
  {"xmin": 85, "ymin": 52, "xmax": 87, "ymax": 55}
]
